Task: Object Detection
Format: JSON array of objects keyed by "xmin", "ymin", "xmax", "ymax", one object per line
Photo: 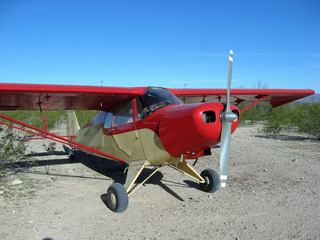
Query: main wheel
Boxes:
[
  {"xmin": 106, "ymin": 183, "xmax": 129, "ymax": 213},
  {"xmin": 199, "ymin": 169, "xmax": 220, "ymax": 193}
]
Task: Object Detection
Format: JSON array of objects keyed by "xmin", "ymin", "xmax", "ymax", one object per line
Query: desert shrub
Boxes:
[
  {"xmin": 43, "ymin": 142, "xmax": 57, "ymax": 153},
  {"xmin": 292, "ymin": 104, "xmax": 320, "ymax": 140},
  {"xmin": 0, "ymin": 127, "xmax": 28, "ymax": 171},
  {"xmin": 261, "ymin": 106, "xmax": 285, "ymax": 134},
  {"xmin": 240, "ymin": 102, "xmax": 272, "ymax": 122},
  {"xmin": 0, "ymin": 110, "xmax": 65, "ymax": 129},
  {"xmin": 262, "ymin": 103, "xmax": 320, "ymax": 139},
  {"xmin": 0, "ymin": 110, "xmax": 98, "ymax": 129},
  {"xmin": 0, "ymin": 109, "xmax": 97, "ymax": 135},
  {"xmin": 0, "ymin": 111, "xmax": 64, "ymax": 172},
  {"xmin": 262, "ymin": 120, "xmax": 282, "ymax": 134},
  {"xmin": 0, "ymin": 110, "xmax": 96, "ymax": 171}
]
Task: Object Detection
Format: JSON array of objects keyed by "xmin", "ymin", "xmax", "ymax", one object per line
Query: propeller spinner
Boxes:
[{"xmin": 219, "ymin": 50, "xmax": 238, "ymax": 187}]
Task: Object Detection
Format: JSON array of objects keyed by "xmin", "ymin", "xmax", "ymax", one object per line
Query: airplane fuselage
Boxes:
[{"xmin": 74, "ymin": 87, "xmax": 240, "ymax": 166}]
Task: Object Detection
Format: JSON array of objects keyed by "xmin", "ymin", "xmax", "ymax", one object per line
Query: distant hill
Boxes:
[{"xmin": 297, "ymin": 94, "xmax": 320, "ymax": 103}]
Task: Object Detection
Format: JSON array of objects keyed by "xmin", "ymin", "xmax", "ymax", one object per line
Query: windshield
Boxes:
[{"xmin": 137, "ymin": 87, "xmax": 181, "ymax": 118}]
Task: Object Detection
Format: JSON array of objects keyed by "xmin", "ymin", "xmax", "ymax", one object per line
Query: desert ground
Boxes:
[{"xmin": 0, "ymin": 124, "xmax": 319, "ymax": 240}]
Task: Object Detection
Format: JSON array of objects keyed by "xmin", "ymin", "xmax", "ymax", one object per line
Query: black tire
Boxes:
[
  {"xmin": 68, "ymin": 152, "xmax": 75, "ymax": 161},
  {"xmin": 63, "ymin": 145, "xmax": 76, "ymax": 161},
  {"xmin": 67, "ymin": 149, "xmax": 78, "ymax": 161},
  {"xmin": 63, "ymin": 144, "xmax": 71, "ymax": 154},
  {"xmin": 106, "ymin": 183, "xmax": 129, "ymax": 213},
  {"xmin": 199, "ymin": 169, "xmax": 220, "ymax": 193}
]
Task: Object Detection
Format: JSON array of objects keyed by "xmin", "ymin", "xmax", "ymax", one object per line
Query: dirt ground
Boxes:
[{"xmin": 0, "ymin": 124, "xmax": 319, "ymax": 240}]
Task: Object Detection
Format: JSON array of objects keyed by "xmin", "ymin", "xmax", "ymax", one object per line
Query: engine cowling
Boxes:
[{"xmin": 158, "ymin": 102, "xmax": 239, "ymax": 158}]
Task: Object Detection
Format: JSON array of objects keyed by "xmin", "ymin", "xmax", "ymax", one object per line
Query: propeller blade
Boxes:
[
  {"xmin": 226, "ymin": 50, "xmax": 233, "ymax": 113},
  {"xmin": 219, "ymin": 50, "xmax": 236, "ymax": 188},
  {"xmin": 220, "ymin": 121, "xmax": 232, "ymax": 187}
]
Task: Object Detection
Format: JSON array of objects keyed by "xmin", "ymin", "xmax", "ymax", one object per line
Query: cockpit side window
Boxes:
[
  {"xmin": 104, "ymin": 112, "xmax": 113, "ymax": 128},
  {"xmin": 136, "ymin": 98, "xmax": 145, "ymax": 120},
  {"xmin": 137, "ymin": 87, "xmax": 181, "ymax": 119},
  {"xmin": 91, "ymin": 111, "xmax": 114, "ymax": 129},
  {"xmin": 91, "ymin": 111, "xmax": 107, "ymax": 125},
  {"xmin": 113, "ymin": 101, "xmax": 134, "ymax": 127}
]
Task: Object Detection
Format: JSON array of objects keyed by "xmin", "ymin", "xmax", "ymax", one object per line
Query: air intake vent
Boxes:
[
  {"xmin": 232, "ymin": 110, "xmax": 239, "ymax": 121},
  {"xmin": 202, "ymin": 111, "xmax": 216, "ymax": 123}
]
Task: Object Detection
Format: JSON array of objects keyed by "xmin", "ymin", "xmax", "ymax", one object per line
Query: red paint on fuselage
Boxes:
[
  {"xmin": 100, "ymin": 102, "xmax": 240, "ymax": 159},
  {"xmin": 158, "ymin": 102, "xmax": 239, "ymax": 158}
]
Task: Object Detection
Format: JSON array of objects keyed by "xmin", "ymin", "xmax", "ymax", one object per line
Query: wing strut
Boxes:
[
  {"xmin": 240, "ymin": 95, "xmax": 269, "ymax": 113},
  {"xmin": 0, "ymin": 113, "xmax": 127, "ymax": 164}
]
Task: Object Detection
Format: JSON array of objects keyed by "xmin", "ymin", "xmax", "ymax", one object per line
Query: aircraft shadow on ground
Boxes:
[
  {"xmin": 24, "ymin": 151, "xmax": 68, "ymax": 157},
  {"xmin": 6, "ymin": 150, "xmax": 193, "ymax": 202},
  {"xmin": 74, "ymin": 151, "xmax": 186, "ymax": 202}
]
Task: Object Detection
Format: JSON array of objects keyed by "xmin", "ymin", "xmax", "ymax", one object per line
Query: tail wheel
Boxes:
[
  {"xmin": 68, "ymin": 151, "xmax": 75, "ymax": 161},
  {"xmin": 200, "ymin": 169, "xmax": 220, "ymax": 193},
  {"xmin": 106, "ymin": 183, "xmax": 129, "ymax": 213}
]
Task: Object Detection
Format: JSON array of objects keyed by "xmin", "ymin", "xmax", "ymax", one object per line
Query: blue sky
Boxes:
[{"xmin": 0, "ymin": 0, "xmax": 319, "ymax": 92}]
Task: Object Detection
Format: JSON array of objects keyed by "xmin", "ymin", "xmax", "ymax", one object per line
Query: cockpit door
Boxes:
[{"xmin": 111, "ymin": 100, "xmax": 141, "ymax": 158}]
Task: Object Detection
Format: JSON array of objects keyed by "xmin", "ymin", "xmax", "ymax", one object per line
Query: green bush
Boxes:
[
  {"xmin": 0, "ymin": 110, "xmax": 97, "ymax": 129},
  {"xmin": 262, "ymin": 120, "xmax": 282, "ymax": 134},
  {"xmin": 293, "ymin": 104, "xmax": 320, "ymax": 139},
  {"xmin": 240, "ymin": 102, "xmax": 272, "ymax": 122},
  {"xmin": 240, "ymin": 101, "xmax": 320, "ymax": 140},
  {"xmin": 0, "ymin": 127, "xmax": 27, "ymax": 171},
  {"xmin": 0, "ymin": 110, "xmax": 65, "ymax": 129},
  {"xmin": 262, "ymin": 103, "xmax": 320, "ymax": 140},
  {"xmin": 0, "ymin": 109, "xmax": 97, "ymax": 171}
]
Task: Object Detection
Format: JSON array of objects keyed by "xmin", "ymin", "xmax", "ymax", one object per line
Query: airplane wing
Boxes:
[
  {"xmin": 0, "ymin": 83, "xmax": 146, "ymax": 110},
  {"xmin": 0, "ymin": 83, "xmax": 315, "ymax": 111},
  {"xmin": 169, "ymin": 88, "xmax": 315, "ymax": 109}
]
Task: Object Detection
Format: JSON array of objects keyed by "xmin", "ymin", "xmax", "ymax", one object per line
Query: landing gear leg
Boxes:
[
  {"xmin": 169, "ymin": 157, "xmax": 220, "ymax": 193},
  {"xmin": 169, "ymin": 157, "xmax": 206, "ymax": 184},
  {"xmin": 106, "ymin": 160, "xmax": 156, "ymax": 213}
]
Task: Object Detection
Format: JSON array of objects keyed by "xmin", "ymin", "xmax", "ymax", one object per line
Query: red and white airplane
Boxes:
[{"xmin": 0, "ymin": 51, "xmax": 314, "ymax": 212}]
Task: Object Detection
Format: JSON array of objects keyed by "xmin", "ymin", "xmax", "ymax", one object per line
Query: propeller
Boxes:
[{"xmin": 219, "ymin": 50, "xmax": 238, "ymax": 188}]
